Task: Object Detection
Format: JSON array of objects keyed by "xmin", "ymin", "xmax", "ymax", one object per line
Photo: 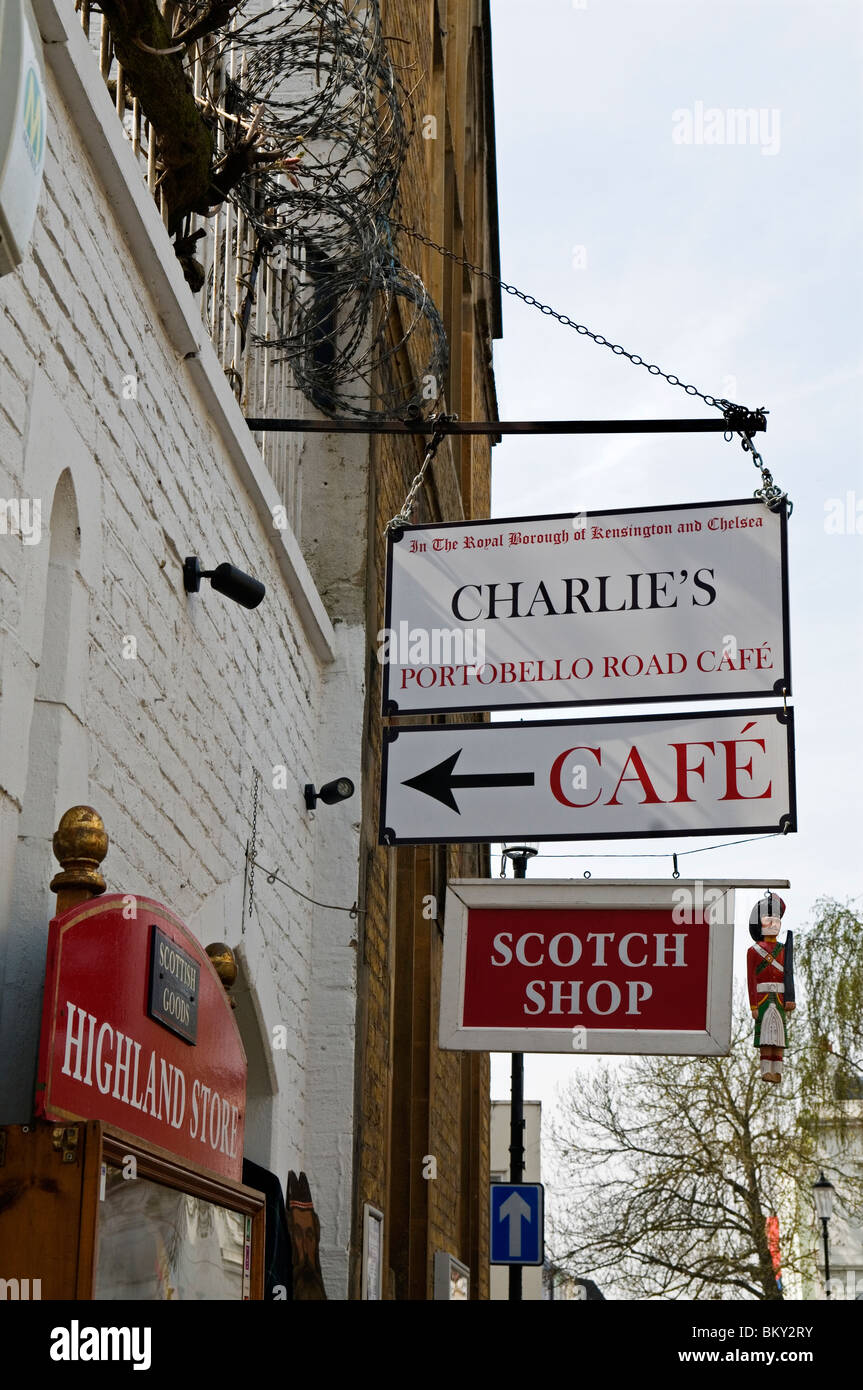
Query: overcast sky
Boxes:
[{"xmin": 487, "ymin": 0, "xmax": 863, "ymax": 1107}]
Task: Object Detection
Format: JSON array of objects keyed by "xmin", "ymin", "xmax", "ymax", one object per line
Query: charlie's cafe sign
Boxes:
[
  {"xmin": 36, "ymin": 895, "xmax": 246, "ymax": 1182},
  {"xmin": 382, "ymin": 497, "xmax": 790, "ymax": 715},
  {"xmin": 438, "ymin": 878, "xmax": 789, "ymax": 1055}
]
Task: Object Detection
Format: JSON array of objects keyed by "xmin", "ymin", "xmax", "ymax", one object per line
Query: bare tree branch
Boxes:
[{"xmin": 549, "ymin": 994, "xmax": 863, "ymax": 1300}]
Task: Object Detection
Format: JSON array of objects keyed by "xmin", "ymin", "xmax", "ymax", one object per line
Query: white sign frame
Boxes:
[
  {"xmin": 383, "ymin": 497, "xmax": 791, "ymax": 715},
  {"xmin": 380, "ymin": 707, "xmax": 796, "ymax": 845},
  {"xmin": 439, "ymin": 878, "xmax": 788, "ymax": 1055}
]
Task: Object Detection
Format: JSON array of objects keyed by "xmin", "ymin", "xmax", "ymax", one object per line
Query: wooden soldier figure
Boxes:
[{"xmin": 747, "ymin": 893, "xmax": 795, "ymax": 1083}]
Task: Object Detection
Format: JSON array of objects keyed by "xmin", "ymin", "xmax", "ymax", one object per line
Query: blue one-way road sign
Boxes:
[{"xmin": 490, "ymin": 1183, "xmax": 544, "ymax": 1266}]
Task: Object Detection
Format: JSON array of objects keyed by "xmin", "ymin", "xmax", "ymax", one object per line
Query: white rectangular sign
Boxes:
[
  {"xmin": 379, "ymin": 707, "xmax": 795, "ymax": 845},
  {"xmin": 382, "ymin": 498, "xmax": 790, "ymax": 714},
  {"xmin": 438, "ymin": 879, "xmax": 788, "ymax": 1055}
]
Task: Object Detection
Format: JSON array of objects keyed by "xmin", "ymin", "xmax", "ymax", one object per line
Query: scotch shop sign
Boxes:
[
  {"xmin": 382, "ymin": 497, "xmax": 790, "ymax": 714},
  {"xmin": 437, "ymin": 878, "xmax": 789, "ymax": 1055}
]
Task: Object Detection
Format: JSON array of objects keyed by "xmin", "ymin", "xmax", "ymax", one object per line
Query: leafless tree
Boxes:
[{"xmin": 550, "ymin": 993, "xmax": 862, "ymax": 1300}]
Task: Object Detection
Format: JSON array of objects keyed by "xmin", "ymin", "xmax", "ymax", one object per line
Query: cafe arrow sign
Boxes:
[
  {"xmin": 382, "ymin": 497, "xmax": 790, "ymax": 715},
  {"xmin": 379, "ymin": 707, "xmax": 795, "ymax": 845}
]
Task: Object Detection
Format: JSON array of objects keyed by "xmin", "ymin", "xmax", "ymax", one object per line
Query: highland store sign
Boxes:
[
  {"xmin": 383, "ymin": 498, "xmax": 790, "ymax": 714},
  {"xmin": 36, "ymin": 895, "xmax": 247, "ymax": 1181}
]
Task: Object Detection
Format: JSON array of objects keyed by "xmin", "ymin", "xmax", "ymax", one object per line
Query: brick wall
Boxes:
[
  {"xmin": 352, "ymin": 0, "xmax": 498, "ymax": 1300},
  {"xmin": 0, "ymin": 30, "xmax": 362, "ymax": 1294}
]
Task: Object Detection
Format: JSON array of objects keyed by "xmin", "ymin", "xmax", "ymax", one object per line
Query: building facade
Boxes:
[
  {"xmin": 0, "ymin": 0, "xmax": 499, "ymax": 1300},
  {"xmin": 350, "ymin": 0, "xmax": 501, "ymax": 1300}
]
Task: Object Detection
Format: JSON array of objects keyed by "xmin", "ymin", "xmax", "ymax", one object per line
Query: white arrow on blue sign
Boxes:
[{"xmin": 490, "ymin": 1183, "xmax": 544, "ymax": 1266}]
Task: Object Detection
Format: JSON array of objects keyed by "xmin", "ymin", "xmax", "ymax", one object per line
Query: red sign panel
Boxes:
[
  {"xmin": 439, "ymin": 880, "xmax": 748, "ymax": 1055},
  {"xmin": 36, "ymin": 895, "xmax": 247, "ymax": 1181},
  {"xmin": 462, "ymin": 908, "xmax": 710, "ymax": 1031}
]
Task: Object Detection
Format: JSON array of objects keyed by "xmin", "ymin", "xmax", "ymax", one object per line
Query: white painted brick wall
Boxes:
[{"xmin": 0, "ymin": 28, "xmax": 364, "ymax": 1298}]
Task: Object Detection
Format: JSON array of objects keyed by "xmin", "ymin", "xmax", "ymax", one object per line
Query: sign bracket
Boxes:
[{"xmin": 245, "ymin": 412, "xmax": 767, "ymax": 436}]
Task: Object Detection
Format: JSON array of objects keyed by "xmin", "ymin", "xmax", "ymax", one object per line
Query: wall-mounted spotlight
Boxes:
[
  {"xmin": 304, "ymin": 777, "xmax": 355, "ymax": 811},
  {"xmin": 183, "ymin": 557, "xmax": 265, "ymax": 609}
]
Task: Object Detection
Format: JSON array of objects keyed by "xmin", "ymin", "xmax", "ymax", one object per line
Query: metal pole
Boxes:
[
  {"xmin": 508, "ymin": 848, "xmax": 529, "ymax": 1301},
  {"xmin": 245, "ymin": 414, "xmax": 767, "ymax": 436},
  {"xmin": 822, "ymin": 1218, "xmax": 831, "ymax": 1296}
]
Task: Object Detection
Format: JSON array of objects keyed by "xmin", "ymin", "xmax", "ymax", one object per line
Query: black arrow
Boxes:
[{"xmin": 402, "ymin": 749, "xmax": 535, "ymax": 814}]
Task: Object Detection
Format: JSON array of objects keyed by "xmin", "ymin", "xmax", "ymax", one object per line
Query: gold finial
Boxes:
[
  {"xmin": 206, "ymin": 943, "xmax": 238, "ymax": 1008},
  {"xmin": 50, "ymin": 806, "xmax": 108, "ymax": 915}
]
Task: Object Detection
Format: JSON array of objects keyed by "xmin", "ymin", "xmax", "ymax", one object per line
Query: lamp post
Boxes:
[
  {"xmin": 813, "ymin": 1171, "xmax": 835, "ymax": 1297},
  {"xmin": 501, "ymin": 843, "xmax": 538, "ymax": 1302}
]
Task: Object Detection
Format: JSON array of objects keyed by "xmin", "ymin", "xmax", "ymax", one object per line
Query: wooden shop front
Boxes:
[{"xmin": 0, "ymin": 806, "xmax": 265, "ymax": 1299}]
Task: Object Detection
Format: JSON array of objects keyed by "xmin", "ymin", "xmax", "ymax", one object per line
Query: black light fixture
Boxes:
[
  {"xmin": 501, "ymin": 842, "xmax": 539, "ymax": 880},
  {"xmin": 813, "ymin": 1171, "xmax": 836, "ymax": 1296},
  {"xmin": 304, "ymin": 777, "xmax": 355, "ymax": 811},
  {"xmin": 183, "ymin": 556, "xmax": 265, "ymax": 609}
]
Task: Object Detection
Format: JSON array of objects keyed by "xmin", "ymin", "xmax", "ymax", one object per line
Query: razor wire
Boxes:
[{"xmin": 186, "ymin": 0, "xmax": 447, "ymax": 417}]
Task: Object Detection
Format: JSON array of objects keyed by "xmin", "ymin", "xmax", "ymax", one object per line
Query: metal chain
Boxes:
[
  {"xmin": 739, "ymin": 432, "xmax": 792, "ymax": 515},
  {"xmin": 247, "ymin": 771, "xmax": 259, "ymax": 920},
  {"xmin": 390, "ymin": 219, "xmax": 790, "ymax": 510},
  {"xmin": 385, "ymin": 413, "xmax": 455, "ymax": 533},
  {"xmin": 389, "ymin": 220, "xmax": 746, "ymax": 413}
]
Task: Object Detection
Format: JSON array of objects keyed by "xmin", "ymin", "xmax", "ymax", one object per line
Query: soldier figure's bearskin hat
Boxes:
[{"xmin": 749, "ymin": 892, "xmax": 786, "ymax": 942}]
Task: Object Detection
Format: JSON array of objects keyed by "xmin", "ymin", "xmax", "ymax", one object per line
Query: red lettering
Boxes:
[
  {"xmin": 550, "ymin": 746, "xmax": 602, "ymax": 808},
  {"xmin": 606, "ymin": 746, "xmax": 664, "ymax": 806},
  {"xmin": 717, "ymin": 735, "xmax": 772, "ymax": 800},
  {"xmin": 668, "ymin": 741, "xmax": 715, "ymax": 802}
]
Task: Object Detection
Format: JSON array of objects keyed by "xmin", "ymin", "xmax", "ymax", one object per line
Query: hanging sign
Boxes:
[
  {"xmin": 382, "ymin": 498, "xmax": 790, "ymax": 714},
  {"xmin": 439, "ymin": 878, "xmax": 789, "ymax": 1054},
  {"xmin": 379, "ymin": 707, "xmax": 795, "ymax": 845},
  {"xmin": 36, "ymin": 894, "xmax": 247, "ymax": 1181},
  {"xmin": 0, "ymin": 0, "xmax": 48, "ymax": 277}
]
